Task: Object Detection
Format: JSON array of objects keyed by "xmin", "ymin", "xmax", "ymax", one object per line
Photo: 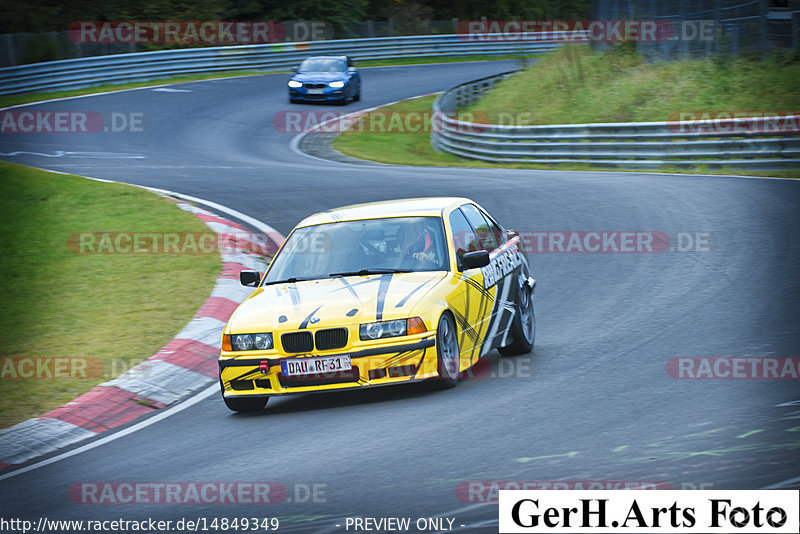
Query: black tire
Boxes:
[
  {"xmin": 353, "ymin": 83, "xmax": 361, "ymax": 102},
  {"xmin": 434, "ymin": 312, "xmax": 460, "ymax": 388},
  {"xmin": 498, "ymin": 277, "xmax": 535, "ymax": 356}
]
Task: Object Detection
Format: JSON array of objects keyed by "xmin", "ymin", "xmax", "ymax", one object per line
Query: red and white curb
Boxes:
[{"xmin": 0, "ymin": 193, "xmax": 283, "ymax": 468}]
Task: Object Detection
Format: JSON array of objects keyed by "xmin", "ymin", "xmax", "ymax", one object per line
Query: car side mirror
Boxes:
[
  {"xmin": 347, "ymin": 67, "xmax": 357, "ymax": 73},
  {"xmin": 461, "ymin": 250, "xmax": 490, "ymax": 270},
  {"xmin": 290, "ymin": 66, "xmax": 298, "ymax": 72},
  {"xmin": 507, "ymin": 229, "xmax": 519, "ymax": 240},
  {"xmin": 240, "ymin": 270, "xmax": 262, "ymax": 287}
]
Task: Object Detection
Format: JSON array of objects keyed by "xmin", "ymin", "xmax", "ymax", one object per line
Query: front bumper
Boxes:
[
  {"xmin": 289, "ymin": 87, "xmax": 346, "ymax": 102},
  {"xmin": 219, "ymin": 336, "xmax": 437, "ymax": 397}
]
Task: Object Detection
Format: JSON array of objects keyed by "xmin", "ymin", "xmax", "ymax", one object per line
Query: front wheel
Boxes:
[
  {"xmin": 498, "ymin": 278, "xmax": 535, "ymax": 356},
  {"xmin": 435, "ymin": 312, "xmax": 460, "ymax": 388}
]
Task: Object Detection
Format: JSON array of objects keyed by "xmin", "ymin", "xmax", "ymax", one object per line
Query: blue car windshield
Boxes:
[
  {"xmin": 298, "ymin": 58, "xmax": 345, "ymax": 73},
  {"xmin": 263, "ymin": 217, "xmax": 448, "ymax": 283}
]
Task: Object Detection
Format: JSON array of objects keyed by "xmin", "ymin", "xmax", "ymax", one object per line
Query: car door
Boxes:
[
  {"xmin": 447, "ymin": 206, "xmax": 493, "ymax": 363},
  {"xmin": 459, "ymin": 204, "xmax": 520, "ymax": 354}
]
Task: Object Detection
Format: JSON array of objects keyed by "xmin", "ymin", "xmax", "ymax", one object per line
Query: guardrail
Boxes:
[
  {"xmin": 0, "ymin": 33, "xmax": 582, "ymax": 96},
  {"xmin": 432, "ymin": 73, "xmax": 800, "ymax": 170}
]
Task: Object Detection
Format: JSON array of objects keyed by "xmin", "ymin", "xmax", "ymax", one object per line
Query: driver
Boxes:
[{"xmin": 397, "ymin": 223, "xmax": 436, "ymax": 264}]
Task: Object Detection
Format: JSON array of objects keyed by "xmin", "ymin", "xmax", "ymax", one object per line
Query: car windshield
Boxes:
[
  {"xmin": 263, "ymin": 217, "xmax": 448, "ymax": 284},
  {"xmin": 298, "ymin": 58, "xmax": 345, "ymax": 73}
]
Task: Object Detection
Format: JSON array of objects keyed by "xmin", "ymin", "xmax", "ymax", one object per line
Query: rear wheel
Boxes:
[
  {"xmin": 498, "ymin": 277, "xmax": 535, "ymax": 356},
  {"xmin": 435, "ymin": 312, "xmax": 460, "ymax": 388}
]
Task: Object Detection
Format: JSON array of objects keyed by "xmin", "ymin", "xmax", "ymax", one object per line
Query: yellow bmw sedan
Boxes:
[{"xmin": 218, "ymin": 197, "xmax": 535, "ymax": 412}]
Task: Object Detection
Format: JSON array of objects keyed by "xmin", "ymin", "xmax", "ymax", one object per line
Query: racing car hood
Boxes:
[
  {"xmin": 227, "ymin": 271, "xmax": 447, "ymax": 333},
  {"xmin": 290, "ymin": 72, "xmax": 348, "ymax": 83}
]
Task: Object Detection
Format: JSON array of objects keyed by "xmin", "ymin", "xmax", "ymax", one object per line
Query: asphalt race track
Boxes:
[{"xmin": 1, "ymin": 60, "xmax": 799, "ymax": 532}]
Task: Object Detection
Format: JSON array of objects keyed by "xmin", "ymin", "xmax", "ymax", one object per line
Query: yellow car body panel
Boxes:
[{"xmin": 218, "ymin": 197, "xmax": 533, "ymax": 403}]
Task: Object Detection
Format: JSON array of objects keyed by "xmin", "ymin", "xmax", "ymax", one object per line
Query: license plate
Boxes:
[
  {"xmin": 307, "ymin": 88, "xmax": 324, "ymax": 94},
  {"xmin": 280, "ymin": 355, "xmax": 351, "ymax": 376}
]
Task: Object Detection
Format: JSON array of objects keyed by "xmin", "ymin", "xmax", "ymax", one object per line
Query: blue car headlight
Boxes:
[
  {"xmin": 329, "ymin": 81, "xmax": 345, "ymax": 88},
  {"xmin": 288, "ymin": 80, "xmax": 303, "ymax": 88}
]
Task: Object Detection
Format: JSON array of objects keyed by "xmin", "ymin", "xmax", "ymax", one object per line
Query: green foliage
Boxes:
[
  {"xmin": 271, "ymin": 0, "xmax": 368, "ymax": 34},
  {"xmin": 463, "ymin": 45, "xmax": 800, "ymax": 124},
  {"xmin": 21, "ymin": 33, "xmax": 59, "ymax": 64}
]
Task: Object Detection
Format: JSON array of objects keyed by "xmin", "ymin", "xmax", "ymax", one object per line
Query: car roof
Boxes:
[{"xmin": 297, "ymin": 197, "xmax": 475, "ymax": 227}]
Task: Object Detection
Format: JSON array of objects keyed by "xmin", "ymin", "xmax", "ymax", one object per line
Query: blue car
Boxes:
[{"xmin": 288, "ymin": 55, "xmax": 361, "ymax": 105}]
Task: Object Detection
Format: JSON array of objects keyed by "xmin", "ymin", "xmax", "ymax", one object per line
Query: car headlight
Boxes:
[
  {"xmin": 288, "ymin": 80, "xmax": 303, "ymax": 88},
  {"xmin": 360, "ymin": 317, "xmax": 427, "ymax": 340},
  {"xmin": 329, "ymin": 81, "xmax": 345, "ymax": 88},
  {"xmin": 224, "ymin": 333, "xmax": 273, "ymax": 351}
]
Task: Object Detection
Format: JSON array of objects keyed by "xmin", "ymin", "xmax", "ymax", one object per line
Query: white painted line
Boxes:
[
  {"xmin": 0, "ymin": 151, "xmax": 144, "ymax": 159},
  {"xmin": 0, "ymin": 384, "xmax": 218, "ymax": 481}
]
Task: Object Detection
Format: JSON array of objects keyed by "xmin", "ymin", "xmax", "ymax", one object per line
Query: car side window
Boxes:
[
  {"xmin": 449, "ymin": 209, "xmax": 479, "ymax": 269},
  {"xmin": 460, "ymin": 204, "xmax": 497, "ymax": 251},
  {"xmin": 478, "ymin": 208, "xmax": 506, "ymax": 246}
]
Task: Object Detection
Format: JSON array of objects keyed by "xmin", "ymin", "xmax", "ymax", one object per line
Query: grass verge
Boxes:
[{"xmin": 0, "ymin": 162, "xmax": 221, "ymax": 428}]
